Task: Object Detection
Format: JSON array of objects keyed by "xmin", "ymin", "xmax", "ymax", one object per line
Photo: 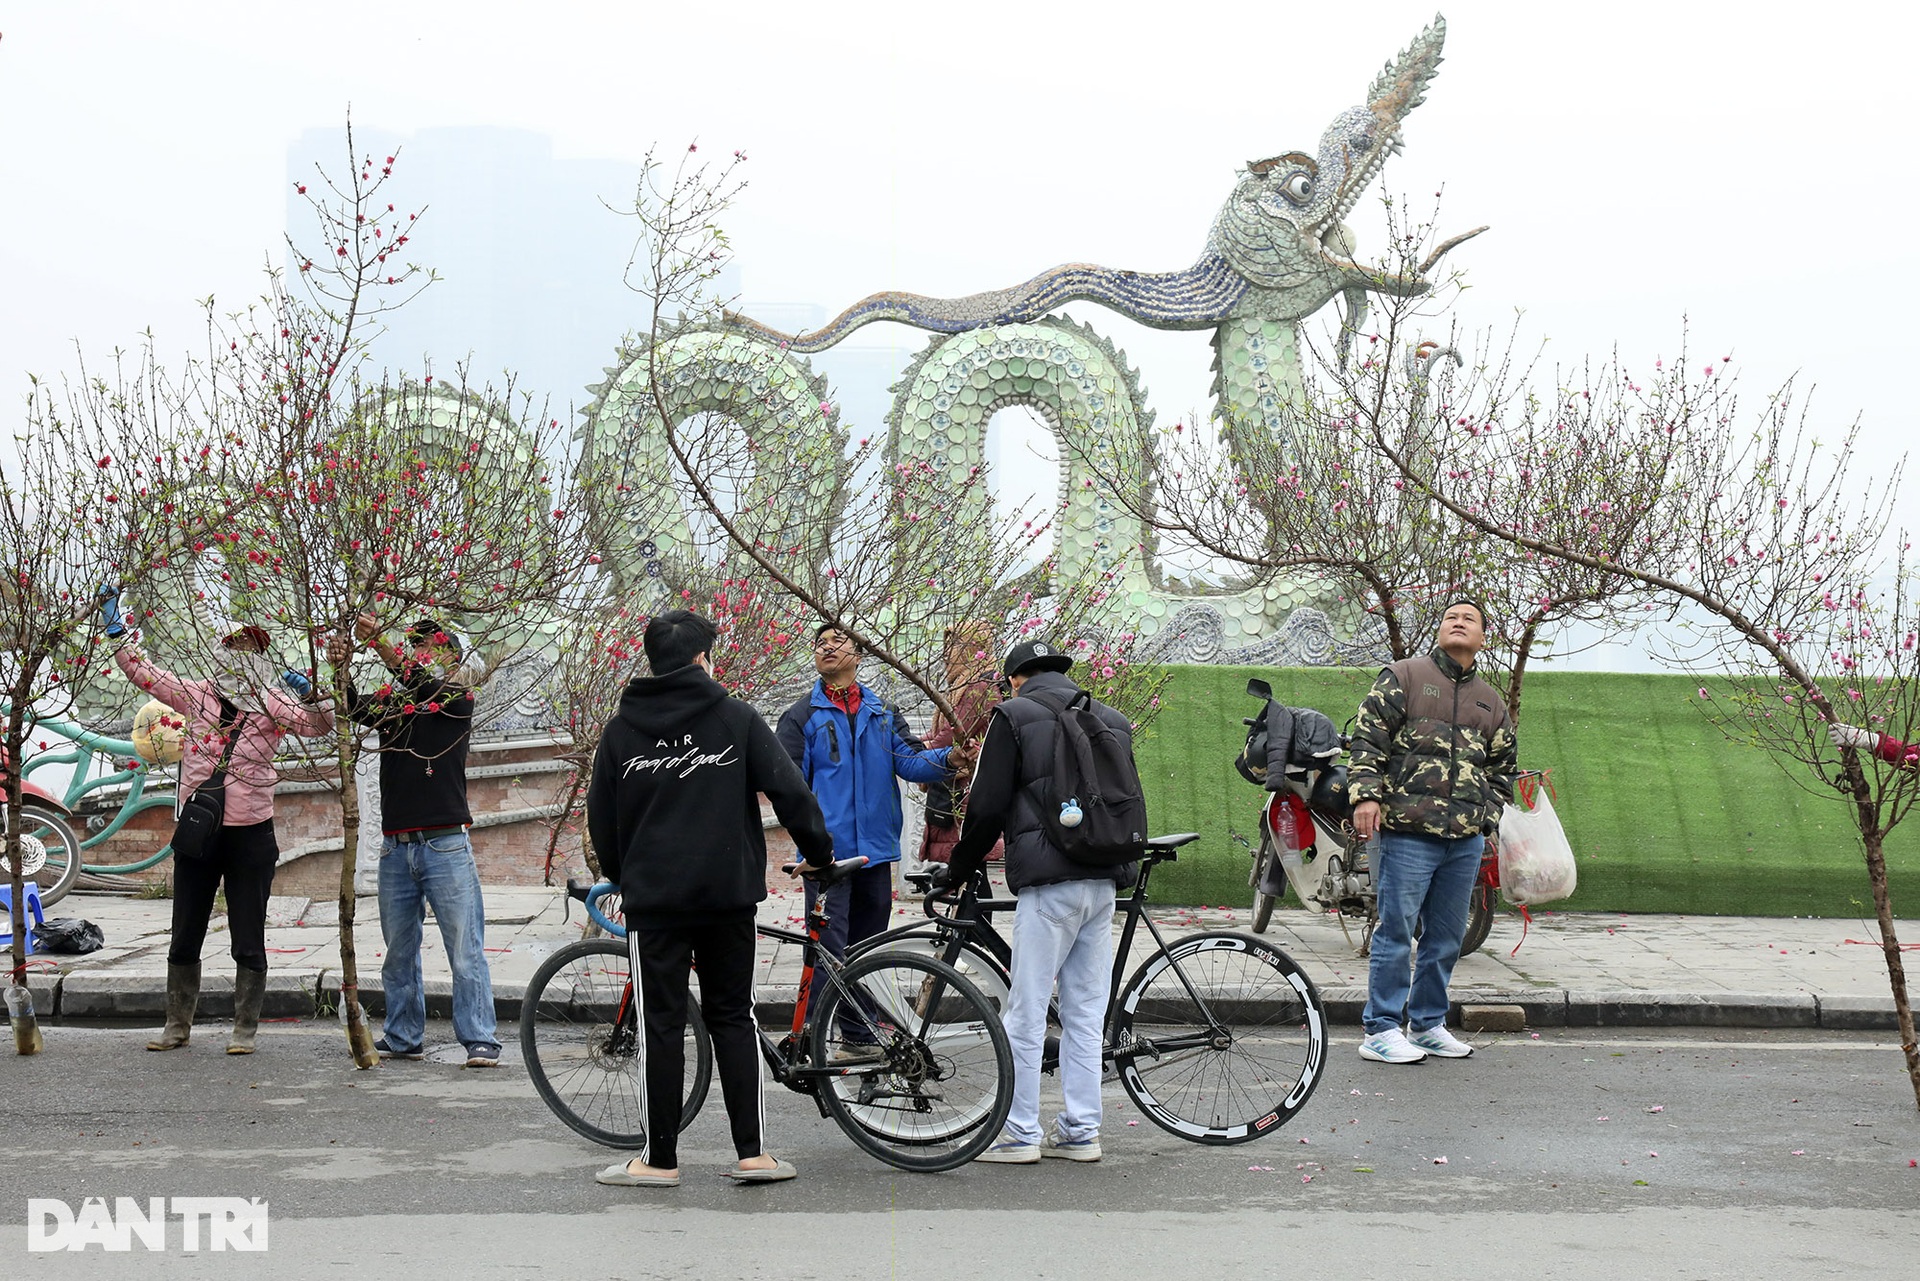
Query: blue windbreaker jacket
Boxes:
[{"xmin": 776, "ymin": 681, "xmax": 950, "ymax": 868}]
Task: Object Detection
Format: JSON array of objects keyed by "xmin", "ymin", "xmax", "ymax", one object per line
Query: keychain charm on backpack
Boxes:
[{"xmin": 1059, "ymin": 797, "xmax": 1084, "ymax": 828}]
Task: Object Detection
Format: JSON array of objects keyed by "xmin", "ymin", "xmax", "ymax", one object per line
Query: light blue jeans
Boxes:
[
  {"xmin": 1362, "ymin": 830, "xmax": 1484, "ymax": 1036},
  {"xmin": 378, "ymin": 830, "xmax": 499, "ymax": 1053},
  {"xmin": 1004, "ymin": 878, "xmax": 1116, "ymax": 1145}
]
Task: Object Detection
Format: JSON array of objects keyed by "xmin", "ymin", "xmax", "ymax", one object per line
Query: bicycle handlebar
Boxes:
[{"xmin": 577, "ymin": 881, "xmax": 627, "ymax": 939}]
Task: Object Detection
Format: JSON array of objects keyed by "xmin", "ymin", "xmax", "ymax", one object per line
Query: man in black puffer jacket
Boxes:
[
  {"xmin": 941, "ymin": 639, "xmax": 1138, "ymax": 1166},
  {"xmin": 585, "ymin": 609, "xmax": 833, "ymax": 1189}
]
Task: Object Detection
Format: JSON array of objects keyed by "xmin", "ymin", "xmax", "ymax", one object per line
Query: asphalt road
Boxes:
[{"xmin": 3, "ymin": 1021, "xmax": 1916, "ymax": 1279}]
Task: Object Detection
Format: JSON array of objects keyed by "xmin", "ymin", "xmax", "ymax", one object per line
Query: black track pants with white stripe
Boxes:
[{"xmin": 627, "ymin": 908, "xmax": 767, "ymax": 1169}]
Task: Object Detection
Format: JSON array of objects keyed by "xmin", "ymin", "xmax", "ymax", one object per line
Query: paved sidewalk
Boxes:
[{"xmin": 4, "ymin": 879, "xmax": 1914, "ymax": 1030}]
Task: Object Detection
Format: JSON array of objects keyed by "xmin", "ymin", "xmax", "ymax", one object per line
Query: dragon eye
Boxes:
[{"xmin": 1281, "ymin": 173, "xmax": 1315, "ymax": 204}]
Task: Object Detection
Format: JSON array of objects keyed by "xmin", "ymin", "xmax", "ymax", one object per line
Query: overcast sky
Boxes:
[{"xmin": 4, "ymin": 1, "xmax": 1914, "ymax": 666}]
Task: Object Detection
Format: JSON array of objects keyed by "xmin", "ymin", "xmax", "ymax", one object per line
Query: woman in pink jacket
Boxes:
[{"xmin": 101, "ymin": 589, "xmax": 335, "ymax": 1054}]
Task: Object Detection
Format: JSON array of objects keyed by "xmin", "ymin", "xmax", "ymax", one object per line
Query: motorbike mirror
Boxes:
[{"xmin": 1246, "ymin": 677, "xmax": 1272, "ymax": 701}]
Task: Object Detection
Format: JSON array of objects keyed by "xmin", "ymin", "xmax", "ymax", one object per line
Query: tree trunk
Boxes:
[
  {"xmin": 1506, "ymin": 620, "xmax": 1541, "ymax": 730},
  {"xmin": 1859, "ymin": 829, "xmax": 1920, "ymax": 1109},
  {"xmin": 545, "ymin": 767, "xmax": 592, "ymax": 883},
  {"xmin": 6, "ymin": 708, "xmax": 45, "ymax": 1055},
  {"xmin": 335, "ymin": 734, "xmax": 378, "ymax": 1068}
]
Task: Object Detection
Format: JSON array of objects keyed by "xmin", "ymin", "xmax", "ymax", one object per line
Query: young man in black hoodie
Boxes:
[{"xmin": 585, "ymin": 609, "xmax": 834, "ymax": 1188}]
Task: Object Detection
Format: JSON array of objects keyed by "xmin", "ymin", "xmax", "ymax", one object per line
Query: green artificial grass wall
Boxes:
[{"xmin": 1134, "ymin": 665, "xmax": 1900, "ymax": 917}]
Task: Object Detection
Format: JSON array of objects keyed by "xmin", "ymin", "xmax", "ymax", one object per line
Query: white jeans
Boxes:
[{"xmin": 1005, "ymin": 878, "xmax": 1117, "ymax": 1145}]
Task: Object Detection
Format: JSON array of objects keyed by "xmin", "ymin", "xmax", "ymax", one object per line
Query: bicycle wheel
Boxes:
[
  {"xmin": 1113, "ymin": 930, "xmax": 1326, "ymax": 1144},
  {"xmin": 1, "ymin": 803, "xmax": 83, "ymax": 908},
  {"xmin": 811, "ymin": 952, "xmax": 1013, "ymax": 1172},
  {"xmin": 1458, "ymin": 881, "xmax": 1498, "ymax": 958},
  {"xmin": 847, "ymin": 924, "xmax": 1012, "ymax": 1015},
  {"xmin": 519, "ymin": 939, "xmax": 711, "ymax": 1149},
  {"xmin": 1249, "ymin": 829, "xmax": 1276, "ymax": 934}
]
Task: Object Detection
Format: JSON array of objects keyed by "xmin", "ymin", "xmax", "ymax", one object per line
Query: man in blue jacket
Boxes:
[{"xmin": 776, "ymin": 623, "xmax": 952, "ymax": 959}]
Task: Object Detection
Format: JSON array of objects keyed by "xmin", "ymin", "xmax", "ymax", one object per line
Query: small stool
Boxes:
[{"xmin": 0, "ymin": 882, "xmax": 46, "ymax": 956}]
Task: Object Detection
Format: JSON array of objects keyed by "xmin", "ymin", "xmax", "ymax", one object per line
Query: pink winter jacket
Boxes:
[{"xmin": 115, "ymin": 645, "xmax": 336, "ymax": 827}]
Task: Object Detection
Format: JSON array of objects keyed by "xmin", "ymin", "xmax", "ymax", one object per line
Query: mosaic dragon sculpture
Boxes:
[{"xmin": 584, "ymin": 13, "xmax": 1479, "ymax": 666}]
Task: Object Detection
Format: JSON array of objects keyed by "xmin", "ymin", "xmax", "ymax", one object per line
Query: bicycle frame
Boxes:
[
  {"xmin": 580, "ymin": 874, "xmax": 965, "ymax": 1113},
  {"xmin": 901, "ymin": 846, "xmax": 1238, "ymax": 1067},
  {"xmin": 1101, "ymin": 855, "xmax": 1237, "ymax": 1055}
]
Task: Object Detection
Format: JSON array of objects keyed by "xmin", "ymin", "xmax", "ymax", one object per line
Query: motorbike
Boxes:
[{"xmin": 1235, "ymin": 677, "xmax": 1498, "ymax": 958}]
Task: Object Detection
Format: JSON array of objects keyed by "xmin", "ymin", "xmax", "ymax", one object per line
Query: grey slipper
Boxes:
[
  {"xmin": 597, "ymin": 1161, "xmax": 680, "ymax": 1187},
  {"xmin": 723, "ymin": 1158, "xmax": 797, "ymax": 1184}
]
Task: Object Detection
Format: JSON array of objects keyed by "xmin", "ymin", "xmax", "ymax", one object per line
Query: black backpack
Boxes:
[{"xmin": 1022, "ymin": 689, "xmax": 1148, "ymax": 866}]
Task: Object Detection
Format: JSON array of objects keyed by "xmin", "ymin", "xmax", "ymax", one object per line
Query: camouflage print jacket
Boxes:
[{"xmin": 1346, "ymin": 648, "xmax": 1518, "ymax": 839}]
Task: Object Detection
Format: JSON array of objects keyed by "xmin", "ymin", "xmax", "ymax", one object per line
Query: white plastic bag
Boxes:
[{"xmin": 1497, "ymin": 788, "xmax": 1577, "ymax": 906}]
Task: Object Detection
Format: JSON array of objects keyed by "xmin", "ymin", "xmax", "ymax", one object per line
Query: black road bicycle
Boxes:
[
  {"xmin": 851, "ymin": 833, "xmax": 1328, "ymax": 1144},
  {"xmin": 520, "ymin": 857, "xmax": 1014, "ymax": 1173}
]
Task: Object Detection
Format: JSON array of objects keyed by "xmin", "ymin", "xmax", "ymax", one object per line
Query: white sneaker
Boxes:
[
  {"xmin": 975, "ymin": 1132, "xmax": 1040, "ymax": 1164},
  {"xmin": 1408, "ymin": 1025, "xmax": 1474, "ymax": 1058},
  {"xmin": 1041, "ymin": 1128, "xmax": 1101, "ymax": 1162},
  {"xmin": 1358, "ymin": 1028, "xmax": 1428, "ymax": 1064}
]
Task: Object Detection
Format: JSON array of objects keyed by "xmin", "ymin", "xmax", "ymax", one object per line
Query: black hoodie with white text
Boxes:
[{"xmin": 586, "ymin": 663, "xmax": 832, "ymax": 918}]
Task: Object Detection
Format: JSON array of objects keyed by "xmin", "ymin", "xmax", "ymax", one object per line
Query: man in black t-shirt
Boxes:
[{"xmin": 325, "ymin": 614, "xmax": 499, "ymax": 1067}]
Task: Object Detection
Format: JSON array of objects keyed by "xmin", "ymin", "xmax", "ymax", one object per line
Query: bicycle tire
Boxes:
[
  {"xmin": 847, "ymin": 923, "xmax": 1012, "ymax": 1014},
  {"xmin": 1458, "ymin": 881, "xmax": 1498, "ymax": 958},
  {"xmin": 1, "ymin": 803, "xmax": 83, "ymax": 908},
  {"xmin": 1112, "ymin": 930, "xmax": 1326, "ymax": 1144},
  {"xmin": 1250, "ymin": 829, "xmax": 1276, "ymax": 934},
  {"xmin": 519, "ymin": 938, "xmax": 711, "ymax": 1149},
  {"xmin": 811, "ymin": 951, "xmax": 1013, "ymax": 1173}
]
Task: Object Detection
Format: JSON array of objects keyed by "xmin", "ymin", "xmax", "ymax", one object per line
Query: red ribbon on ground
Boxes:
[{"xmin": 1508, "ymin": 904, "xmax": 1533, "ymax": 958}]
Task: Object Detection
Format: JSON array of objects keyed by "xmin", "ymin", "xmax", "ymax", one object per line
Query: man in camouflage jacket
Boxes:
[{"xmin": 1346, "ymin": 598, "xmax": 1517, "ymax": 1064}]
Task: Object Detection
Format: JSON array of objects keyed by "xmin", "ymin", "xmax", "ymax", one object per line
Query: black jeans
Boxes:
[
  {"xmin": 168, "ymin": 819, "xmax": 278, "ymax": 971},
  {"xmin": 627, "ymin": 909, "xmax": 765, "ymax": 1170},
  {"xmin": 801, "ymin": 860, "xmax": 894, "ymax": 959}
]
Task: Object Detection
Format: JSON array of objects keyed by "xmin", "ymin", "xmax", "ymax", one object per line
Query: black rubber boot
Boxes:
[
  {"xmin": 228, "ymin": 966, "xmax": 267, "ymax": 1055},
  {"xmin": 146, "ymin": 961, "xmax": 201, "ymax": 1051}
]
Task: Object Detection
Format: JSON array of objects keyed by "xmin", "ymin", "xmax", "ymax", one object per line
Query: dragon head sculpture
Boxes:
[{"xmin": 1210, "ymin": 14, "xmax": 1480, "ymax": 319}]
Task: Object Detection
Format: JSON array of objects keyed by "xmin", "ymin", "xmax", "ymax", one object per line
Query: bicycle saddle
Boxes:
[{"xmin": 782, "ymin": 855, "xmax": 870, "ymax": 887}]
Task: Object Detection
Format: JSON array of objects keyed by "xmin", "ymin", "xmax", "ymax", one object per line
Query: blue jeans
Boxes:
[
  {"xmin": 1005, "ymin": 879, "xmax": 1116, "ymax": 1145},
  {"xmin": 1362, "ymin": 830, "xmax": 1483, "ymax": 1036},
  {"xmin": 378, "ymin": 831, "xmax": 498, "ymax": 1053}
]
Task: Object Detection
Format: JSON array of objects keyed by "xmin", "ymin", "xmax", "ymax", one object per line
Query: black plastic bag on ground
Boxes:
[{"xmin": 31, "ymin": 917, "xmax": 104, "ymax": 954}]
